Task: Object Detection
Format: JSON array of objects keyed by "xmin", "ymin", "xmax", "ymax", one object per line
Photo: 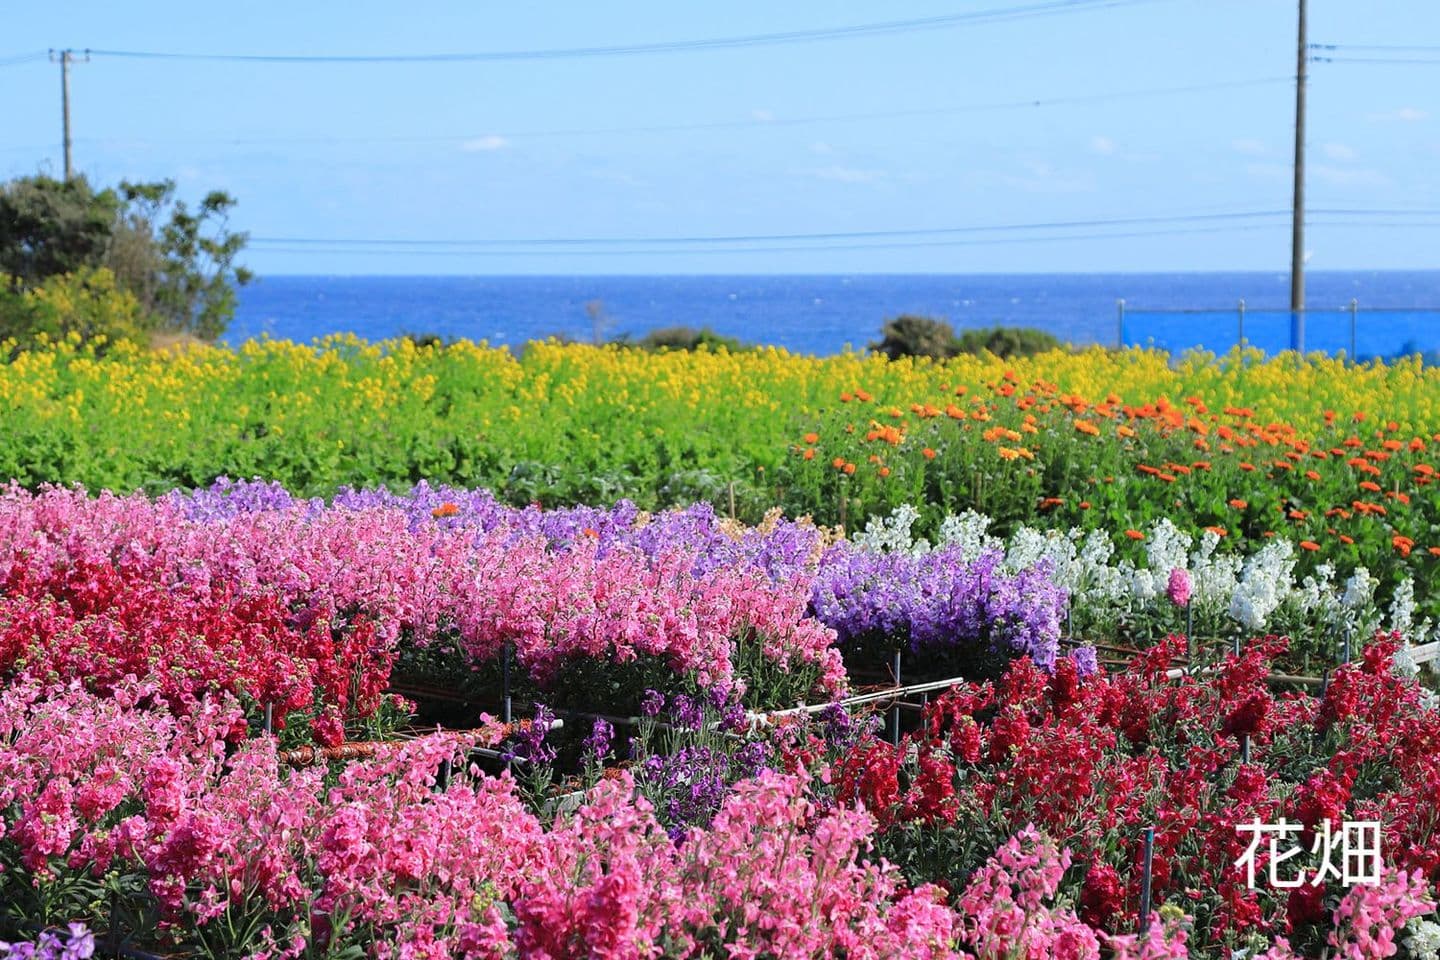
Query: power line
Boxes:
[
  {"xmin": 84, "ymin": 0, "xmax": 1172, "ymax": 64},
  {"xmin": 249, "ymin": 211, "xmax": 1295, "ymax": 250},
  {"xmin": 58, "ymin": 76, "xmax": 1290, "ymax": 148},
  {"xmin": 1313, "ymin": 55, "xmax": 1440, "ymax": 65},
  {"xmin": 1313, "ymin": 43, "xmax": 1440, "ymax": 53},
  {"xmin": 244, "ymin": 220, "xmax": 1440, "ymax": 258},
  {"xmin": 0, "ymin": 51, "xmax": 47, "ymax": 67},
  {"xmin": 246, "ymin": 223, "xmax": 1305, "ymax": 258}
]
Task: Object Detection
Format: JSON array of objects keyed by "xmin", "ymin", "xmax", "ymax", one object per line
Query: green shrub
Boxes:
[
  {"xmin": 954, "ymin": 325, "xmax": 1064, "ymax": 359},
  {"xmin": 0, "ymin": 267, "xmax": 152, "ymax": 355},
  {"xmin": 869, "ymin": 315, "xmax": 959, "ymax": 360},
  {"xmin": 627, "ymin": 326, "xmax": 747, "ymax": 352}
]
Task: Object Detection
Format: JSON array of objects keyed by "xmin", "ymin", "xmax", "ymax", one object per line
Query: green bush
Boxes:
[
  {"xmin": 954, "ymin": 325, "xmax": 1064, "ymax": 359},
  {"xmin": 0, "ymin": 267, "xmax": 152, "ymax": 355},
  {"xmin": 626, "ymin": 326, "xmax": 748, "ymax": 352},
  {"xmin": 869, "ymin": 315, "xmax": 960, "ymax": 360}
]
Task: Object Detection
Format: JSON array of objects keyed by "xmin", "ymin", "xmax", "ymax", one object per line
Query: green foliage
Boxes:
[
  {"xmin": 0, "ymin": 267, "xmax": 151, "ymax": 354},
  {"xmin": 870, "ymin": 317, "xmax": 1067, "ymax": 361},
  {"xmin": 0, "ymin": 175, "xmax": 118, "ymax": 285},
  {"xmin": 0, "ymin": 174, "xmax": 250, "ymax": 343},
  {"xmin": 954, "ymin": 325, "xmax": 1064, "ymax": 359},
  {"xmin": 112, "ymin": 180, "xmax": 253, "ymax": 341},
  {"xmin": 868, "ymin": 314, "xmax": 959, "ymax": 360},
  {"xmin": 624, "ymin": 325, "xmax": 749, "ymax": 352}
]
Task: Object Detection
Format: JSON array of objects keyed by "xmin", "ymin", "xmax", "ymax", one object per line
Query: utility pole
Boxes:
[
  {"xmin": 1289, "ymin": 0, "xmax": 1307, "ymax": 353},
  {"xmin": 48, "ymin": 49, "xmax": 88, "ymax": 181}
]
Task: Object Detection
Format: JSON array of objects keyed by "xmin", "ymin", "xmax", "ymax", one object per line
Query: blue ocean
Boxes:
[{"xmin": 229, "ymin": 271, "xmax": 1440, "ymax": 358}]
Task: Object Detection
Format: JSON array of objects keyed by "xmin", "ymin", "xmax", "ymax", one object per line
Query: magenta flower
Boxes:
[{"xmin": 1167, "ymin": 567, "xmax": 1192, "ymax": 609}]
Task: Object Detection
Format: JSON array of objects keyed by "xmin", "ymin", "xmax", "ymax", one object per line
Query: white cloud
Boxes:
[
  {"xmin": 1231, "ymin": 138, "xmax": 1269, "ymax": 157},
  {"xmin": 1323, "ymin": 142, "xmax": 1358, "ymax": 162},
  {"xmin": 1090, "ymin": 135, "xmax": 1117, "ymax": 156},
  {"xmin": 1312, "ymin": 164, "xmax": 1388, "ymax": 187},
  {"xmin": 805, "ymin": 165, "xmax": 886, "ymax": 184},
  {"xmin": 1369, "ymin": 106, "xmax": 1429, "ymax": 123},
  {"xmin": 999, "ymin": 159, "xmax": 1094, "ymax": 194},
  {"xmin": 460, "ymin": 135, "xmax": 510, "ymax": 152}
]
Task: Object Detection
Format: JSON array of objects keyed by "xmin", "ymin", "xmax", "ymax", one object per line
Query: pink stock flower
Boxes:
[{"xmin": 1166, "ymin": 568, "xmax": 1192, "ymax": 609}]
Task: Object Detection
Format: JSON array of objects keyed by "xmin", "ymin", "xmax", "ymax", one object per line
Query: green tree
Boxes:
[
  {"xmin": 0, "ymin": 175, "xmax": 118, "ymax": 286},
  {"xmin": 112, "ymin": 180, "xmax": 253, "ymax": 340},
  {"xmin": 0, "ymin": 173, "xmax": 251, "ymax": 343}
]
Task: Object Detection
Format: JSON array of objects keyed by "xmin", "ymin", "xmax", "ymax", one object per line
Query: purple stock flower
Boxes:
[
  {"xmin": 810, "ymin": 543, "xmax": 1068, "ymax": 670},
  {"xmin": 582, "ymin": 718, "xmax": 614, "ymax": 761},
  {"xmin": 640, "ymin": 689, "xmax": 666, "ymax": 718},
  {"xmin": 506, "ymin": 703, "xmax": 557, "ymax": 765},
  {"xmin": 1069, "ymin": 645, "xmax": 1101, "ymax": 678},
  {"xmin": 0, "ymin": 924, "xmax": 94, "ymax": 960}
]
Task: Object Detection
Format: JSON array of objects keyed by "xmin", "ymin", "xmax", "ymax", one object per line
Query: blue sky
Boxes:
[{"xmin": 2, "ymin": 0, "xmax": 1437, "ymax": 275}]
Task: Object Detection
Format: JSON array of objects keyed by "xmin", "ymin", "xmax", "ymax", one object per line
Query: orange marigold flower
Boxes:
[
  {"xmin": 1117, "ymin": 425, "xmax": 1137, "ymax": 439},
  {"xmin": 1359, "ymin": 480, "xmax": 1382, "ymax": 493},
  {"xmin": 1239, "ymin": 462, "xmax": 1256, "ymax": 472},
  {"xmin": 1079, "ymin": 501, "xmax": 1092, "ymax": 509},
  {"xmin": 1305, "ymin": 470, "xmax": 1321, "ymax": 481},
  {"xmin": 1393, "ymin": 534, "xmax": 1414, "ymax": 557},
  {"xmin": 1339, "ymin": 534, "xmax": 1355, "ymax": 545},
  {"xmin": 946, "ymin": 404, "xmax": 966, "ymax": 420},
  {"xmin": 1229, "ymin": 498, "xmax": 1248, "ymax": 510},
  {"xmin": 1299, "ymin": 540, "xmax": 1320, "ymax": 551},
  {"xmin": 840, "ymin": 392, "xmax": 853, "ymax": 403},
  {"xmin": 1205, "ymin": 525, "xmax": 1228, "ymax": 537},
  {"xmin": 1075, "ymin": 420, "xmax": 1101, "ymax": 436},
  {"xmin": 803, "ymin": 432, "xmax": 819, "ymax": 444},
  {"xmin": 802, "ymin": 448, "xmax": 815, "ymax": 460},
  {"xmin": 431, "ymin": 502, "xmax": 460, "ymax": 518},
  {"xmin": 922, "ymin": 448, "xmax": 937, "ymax": 460},
  {"xmin": 878, "ymin": 466, "xmax": 891, "ymax": 478},
  {"xmin": 1124, "ymin": 529, "xmax": 1144, "ymax": 540},
  {"xmin": 855, "ymin": 389, "xmax": 872, "ymax": 402},
  {"xmin": 1157, "ymin": 473, "xmax": 1178, "ymax": 483},
  {"xmin": 832, "ymin": 457, "xmax": 846, "ymax": 470},
  {"xmin": 1429, "ymin": 546, "xmax": 1440, "ymax": 557},
  {"xmin": 1038, "ymin": 497, "xmax": 1064, "ymax": 510},
  {"xmin": 1288, "ymin": 510, "xmax": 1308, "ymax": 520},
  {"xmin": 842, "ymin": 462, "xmax": 857, "ymax": 476},
  {"xmin": 1193, "ymin": 461, "xmax": 1212, "ymax": 470}
]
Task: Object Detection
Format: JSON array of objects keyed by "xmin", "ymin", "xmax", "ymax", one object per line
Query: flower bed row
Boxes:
[
  {"xmin": 1, "ymin": 484, "xmax": 1083, "ymax": 743},
  {"xmin": 3, "ymin": 638, "xmax": 1439, "ymax": 958}
]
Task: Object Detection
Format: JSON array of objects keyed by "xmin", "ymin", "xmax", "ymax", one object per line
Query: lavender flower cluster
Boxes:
[
  {"xmin": 167, "ymin": 479, "xmax": 822, "ymax": 580},
  {"xmin": 168, "ymin": 479, "xmax": 1083, "ymax": 676},
  {"xmin": 0, "ymin": 924, "xmax": 94, "ymax": 960},
  {"xmin": 810, "ymin": 545, "xmax": 1070, "ymax": 671}
]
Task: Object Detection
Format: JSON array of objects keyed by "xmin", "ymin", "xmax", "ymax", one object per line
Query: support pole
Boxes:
[
  {"xmin": 1116, "ymin": 299, "xmax": 1126, "ymax": 349},
  {"xmin": 1237, "ymin": 298, "xmax": 1246, "ymax": 350},
  {"xmin": 48, "ymin": 49, "xmax": 88, "ymax": 180},
  {"xmin": 1138, "ymin": 826, "xmax": 1156, "ymax": 933},
  {"xmin": 1289, "ymin": 0, "xmax": 1308, "ymax": 353}
]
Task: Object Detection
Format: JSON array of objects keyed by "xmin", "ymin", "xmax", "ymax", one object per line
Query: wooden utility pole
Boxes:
[
  {"xmin": 49, "ymin": 49, "xmax": 88, "ymax": 180},
  {"xmin": 1289, "ymin": 0, "xmax": 1308, "ymax": 352}
]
